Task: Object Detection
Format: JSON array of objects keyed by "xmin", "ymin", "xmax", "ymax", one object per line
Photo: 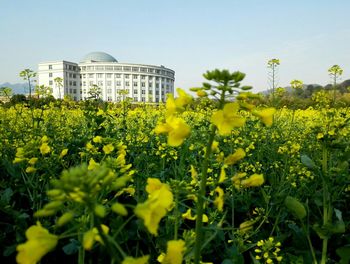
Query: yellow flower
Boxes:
[
  {"xmin": 241, "ymin": 174, "xmax": 265, "ymax": 188},
  {"xmin": 161, "ymin": 240, "xmax": 186, "ymax": 264},
  {"xmin": 83, "ymin": 225, "xmax": 109, "ymax": 250},
  {"xmin": 103, "ymin": 143, "xmax": 114, "ymax": 154},
  {"xmin": 154, "ymin": 116, "xmax": 191, "ymax": 147},
  {"xmin": 211, "ymin": 140, "xmax": 219, "ymax": 152},
  {"xmin": 122, "ymin": 255, "xmax": 149, "ymax": 264},
  {"xmin": 16, "ymin": 223, "xmax": 58, "ymax": 264},
  {"xmin": 190, "ymin": 165, "xmax": 198, "ymax": 185},
  {"xmin": 93, "ymin": 136, "xmax": 103, "ymax": 143},
  {"xmin": 239, "ymin": 220, "xmax": 255, "ymax": 233},
  {"xmin": 211, "ymin": 102, "xmax": 245, "ymax": 135},
  {"xmin": 88, "ymin": 158, "xmax": 99, "ymax": 170},
  {"xmin": 176, "ymin": 88, "xmax": 192, "ymax": 109},
  {"xmin": 253, "ymin": 108, "xmax": 276, "ymax": 127},
  {"xmin": 59, "ymin": 149, "xmax": 68, "ymax": 158},
  {"xmin": 39, "ymin": 143, "xmax": 51, "ymax": 155},
  {"xmin": 213, "ymin": 187, "xmax": 224, "ymax": 212},
  {"xmin": 182, "ymin": 209, "xmax": 196, "ymax": 220},
  {"xmin": 218, "ymin": 167, "xmax": 226, "ymax": 183},
  {"xmin": 25, "ymin": 167, "xmax": 36, "ymax": 173},
  {"xmin": 134, "ymin": 178, "xmax": 173, "ymax": 235},
  {"xmin": 41, "ymin": 135, "xmax": 49, "ymax": 143},
  {"xmin": 196, "ymin": 90, "xmax": 208, "ymax": 97},
  {"xmin": 28, "ymin": 157, "xmax": 38, "ymax": 165},
  {"xmin": 224, "ymin": 148, "xmax": 246, "ymax": 165},
  {"xmin": 13, "ymin": 157, "xmax": 26, "ymax": 164}
]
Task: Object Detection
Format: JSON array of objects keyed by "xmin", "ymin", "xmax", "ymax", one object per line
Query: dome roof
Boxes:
[{"xmin": 80, "ymin": 52, "xmax": 117, "ymax": 63}]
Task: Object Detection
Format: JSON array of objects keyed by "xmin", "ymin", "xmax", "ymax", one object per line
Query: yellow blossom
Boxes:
[
  {"xmin": 93, "ymin": 136, "xmax": 103, "ymax": 143},
  {"xmin": 182, "ymin": 209, "xmax": 196, "ymax": 220},
  {"xmin": 161, "ymin": 240, "xmax": 186, "ymax": 264},
  {"xmin": 16, "ymin": 223, "xmax": 58, "ymax": 264},
  {"xmin": 218, "ymin": 166, "xmax": 227, "ymax": 183},
  {"xmin": 211, "ymin": 102, "xmax": 245, "ymax": 136},
  {"xmin": 83, "ymin": 224, "xmax": 109, "ymax": 250},
  {"xmin": 241, "ymin": 174, "xmax": 265, "ymax": 188},
  {"xmin": 25, "ymin": 167, "xmax": 36, "ymax": 173},
  {"xmin": 253, "ymin": 108, "xmax": 276, "ymax": 127},
  {"xmin": 59, "ymin": 149, "xmax": 68, "ymax": 158},
  {"xmin": 224, "ymin": 148, "xmax": 246, "ymax": 165},
  {"xmin": 88, "ymin": 158, "xmax": 99, "ymax": 170},
  {"xmin": 122, "ymin": 255, "xmax": 149, "ymax": 264},
  {"xmin": 40, "ymin": 143, "xmax": 51, "ymax": 155},
  {"xmin": 213, "ymin": 187, "xmax": 224, "ymax": 212},
  {"xmin": 103, "ymin": 143, "xmax": 114, "ymax": 154},
  {"xmin": 134, "ymin": 178, "xmax": 173, "ymax": 235},
  {"xmin": 28, "ymin": 157, "xmax": 38, "ymax": 165},
  {"xmin": 190, "ymin": 165, "xmax": 198, "ymax": 185},
  {"xmin": 154, "ymin": 116, "xmax": 191, "ymax": 147},
  {"xmin": 111, "ymin": 202, "xmax": 128, "ymax": 216}
]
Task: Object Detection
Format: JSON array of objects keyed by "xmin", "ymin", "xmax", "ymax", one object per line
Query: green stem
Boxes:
[
  {"xmin": 193, "ymin": 91, "xmax": 225, "ymax": 263},
  {"xmin": 321, "ymin": 144, "xmax": 328, "ymax": 264}
]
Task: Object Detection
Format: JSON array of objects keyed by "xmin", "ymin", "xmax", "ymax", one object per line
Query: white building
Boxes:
[{"xmin": 38, "ymin": 52, "xmax": 175, "ymax": 102}]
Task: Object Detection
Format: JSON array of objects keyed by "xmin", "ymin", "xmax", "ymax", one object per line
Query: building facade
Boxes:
[{"xmin": 38, "ymin": 52, "xmax": 175, "ymax": 102}]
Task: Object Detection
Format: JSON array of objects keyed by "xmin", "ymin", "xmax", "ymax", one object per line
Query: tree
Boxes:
[
  {"xmin": 54, "ymin": 77, "xmax": 63, "ymax": 99},
  {"xmin": 88, "ymin": 85, "xmax": 102, "ymax": 100},
  {"xmin": 328, "ymin": 65, "xmax": 343, "ymax": 105},
  {"xmin": 34, "ymin": 85, "xmax": 53, "ymax": 98},
  {"xmin": 290, "ymin": 79, "xmax": 304, "ymax": 97},
  {"xmin": 0, "ymin": 87, "xmax": 13, "ymax": 101},
  {"xmin": 19, "ymin": 69, "xmax": 36, "ymax": 98},
  {"xmin": 267, "ymin": 58, "xmax": 280, "ymax": 104}
]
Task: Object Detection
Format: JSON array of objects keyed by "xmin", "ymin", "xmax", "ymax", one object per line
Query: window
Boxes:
[
  {"xmin": 141, "ymin": 97, "xmax": 145, "ymax": 102},
  {"xmin": 133, "ymin": 75, "xmax": 138, "ymax": 79},
  {"xmin": 156, "ymin": 77, "xmax": 159, "ymax": 81},
  {"xmin": 49, "ymin": 73, "xmax": 52, "ymax": 77},
  {"xmin": 69, "ymin": 81, "xmax": 72, "ymax": 86},
  {"xmin": 156, "ymin": 83, "xmax": 159, "ymax": 88},
  {"xmin": 105, "ymin": 66, "xmax": 113, "ymax": 71},
  {"xmin": 49, "ymin": 65, "xmax": 52, "ymax": 70},
  {"xmin": 115, "ymin": 74, "xmax": 121, "ymax": 78},
  {"xmin": 125, "ymin": 81, "xmax": 130, "ymax": 86},
  {"xmin": 142, "ymin": 90, "xmax": 146, "ymax": 94},
  {"xmin": 132, "ymin": 67, "xmax": 139, "ymax": 72},
  {"xmin": 73, "ymin": 89, "xmax": 77, "ymax": 94},
  {"xmin": 106, "ymin": 73, "xmax": 112, "ymax": 78},
  {"xmin": 123, "ymin": 66, "xmax": 131, "ymax": 71},
  {"xmin": 83, "ymin": 81, "xmax": 86, "ymax": 86},
  {"xmin": 133, "ymin": 97, "xmax": 138, "ymax": 101},
  {"xmin": 69, "ymin": 65, "xmax": 72, "ymax": 70},
  {"xmin": 73, "ymin": 74, "xmax": 76, "ymax": 78},
  {"xmin": 141, "ymin": 75, "xmax": 146, "ymax": 79},
  {"xmin": 107, "ymin": 89, "xmax": 112, "ymax": 94},
  {"xmin": 82, "ymin": 66, "xmax": 86, "ymax": 71},
  {"xmin": 141, "ymin": 82, "xmax": 145, "ymax": 87},
  {"xmin": 140, "ymin": 68, "xmax": 147, "ymax": 72},
  {"xmin": 116, "ymin": 81, "xmax": 121, "ymax": 86},
  {"xmin": 89, "ymin": 81, "xmax": 94, "ymax": 86},
  {"xmin": 73, "ymin": 81, "xmax": 77, "ymax": 86},
  {"xmin": 114, "ymin": 66, "xmax": 122, "ymax": 71},
  {"xmin": 133, "ymin": 82, "xmax": 138, "ymax": 87},
  {"xmin": 69, "ymin": 73, "xmax": 72, "ymax": 78},
  {"xmin": 69, "ymin": 89, "xmax": 72, "ymax": 93},
  {"xmin": 107, "ymin": 81, "xmax": 112, "ymax": 86},
  {"xmin": 149, "ymin": 83, "xmax": 153, "ymax": 87},
  {"xmin": 89, "ymin": 73, "xmax": 94, "ymax": 78},
  {"xmin": 162, "ymin": 77, "xmax": 165, "ymax": 81},
  {"xmin": 125, "ymin": 74, "xmax": 129, "ymax": 79},
  {"xmin": 82, "ymin": 74, "xmax": 86, "ymax": 78},
  {"xmin": 134, "ymin": 90, "xmax": 138, "ymax": 94},
  {"xmin": 97, "ymin": 73, "xmax": 103, "ymax": 78},
  {"xmin": 155, "ymin": 70, "xmax": 160, "ymax": 74},
  {"xmin": 95, "ymin": 66, "xmax": 104, "ymax": 70},
  {"xmin": 73, "ymin": 66, "xmax": 76, "ymax": 71},
  {"xmin": 148, "ymin": 68, "xmax": 154, "ymax": 73},
  {"xmin": 161, "ymin": 84, "xmax": 164, "ymax": 89},
  {"xmin": 98, "ymin": 81, "xmax": 103, "ymax": 86},
  {"xmin": 87, "ymin": 66, "xmax": 94, "ymax": 70},
  {"xmin": 49, "ymin": 80, "xmax": 53, "ymax": 85},
  {"xmin": 107, "ymin": 96, "xmax": 112, "ymax": 101}
]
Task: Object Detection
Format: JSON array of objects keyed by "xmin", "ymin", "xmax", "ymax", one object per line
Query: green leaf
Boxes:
[
  {"xmin": 1, "ymin": 188, "xmax": 13, "ymax": 204},
  {"xmin": 62, "ymin": 239, "xmax": 80, "ymax": 255},
  {"xmin": 336, "ymin": 246, "xmax": 350, "ymax": 264},
  {"xmin": 300, "ymin": 154, "xmax": 317, "ymax": 169}
]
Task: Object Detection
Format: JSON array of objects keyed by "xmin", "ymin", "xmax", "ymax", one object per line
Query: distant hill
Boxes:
[{"xmin": 0, "ymin": 83, "xmax": 29, "ymax": 94}]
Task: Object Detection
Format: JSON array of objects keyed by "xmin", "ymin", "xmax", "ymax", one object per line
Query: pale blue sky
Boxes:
[{"xmin": 1, "ymin": 0, "xmax": 350, "ymax": 92}]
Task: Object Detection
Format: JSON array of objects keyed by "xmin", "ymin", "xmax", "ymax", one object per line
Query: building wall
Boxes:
[
  {"xmin": 79, "ymin": 62, "xmax": 175, "ymax": 102},
  {"xmin": 38, "ymin": 60, "xmax": 175, "ymax": 103},
  {"xmin": 38, "ymin": 61, "xmax": 81, "ymax": 100}
]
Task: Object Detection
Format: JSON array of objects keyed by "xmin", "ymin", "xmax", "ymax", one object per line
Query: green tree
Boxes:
[
  {"xmin": 34, "ymin": 85, "xmax": 53, "ymax": 98},
  {"xmin": 19, "ymin": 69, "xmax": 36, "ymax": 98},
  {"xmin": 328, "ymin": 65, "xmax": 343, "ymax": 105},
  {"xmin": 88, "ymin": 84, "xmax": 102, "ymax": 99},
  {"xmin": 54, "ymin": 77, "xmax": 63, "ymax": 99},
  {"xmin": 0, "ymin": 86, "xmax": 13, "ymax": 101},
  {"xmin": 290, "ymin": 79, "xmax": 304, "ymax": 97},
  {"xmin": 267, "ymin": 58, "xmax": 280, "ymax": 104}
]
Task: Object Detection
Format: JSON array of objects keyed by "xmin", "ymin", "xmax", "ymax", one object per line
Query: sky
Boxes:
[{"xmin": 1, "ymin": 0, "xmax": 350, "ymax": 93}]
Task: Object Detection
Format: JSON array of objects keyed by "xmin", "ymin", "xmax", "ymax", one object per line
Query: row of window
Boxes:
[
  {"xmin": 81, "ymin": 73, "xmax": 173, "ymax": 82},
  {"xmin": 80, "ymin": 66, "xmax": 174, "ymax": 77},
  {"xmin": 48, "ymin": 64, "xmax": 78, "ymax": 71},
  {"xmin": 82, "ymin": 80, "xmax": 172, "ymax": 89},
  {"xmin": 48, "ymin": 72, "xmax": 78, "ymax": 78}
]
